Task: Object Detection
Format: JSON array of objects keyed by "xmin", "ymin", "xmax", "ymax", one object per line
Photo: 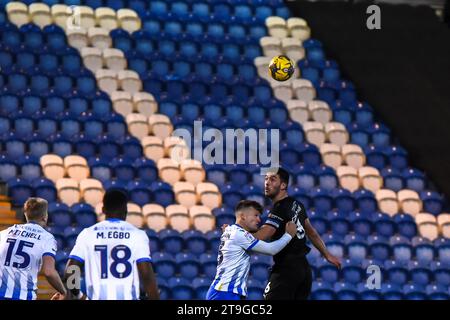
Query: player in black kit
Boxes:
[{"xmin": 254, "ymin": 167, "xmax": 341, "ymax": 300}]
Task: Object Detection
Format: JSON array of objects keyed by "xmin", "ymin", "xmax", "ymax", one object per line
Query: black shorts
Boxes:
[{"xmin": 263, "ymin": 257, "xmax": 312, "ymax": 300}]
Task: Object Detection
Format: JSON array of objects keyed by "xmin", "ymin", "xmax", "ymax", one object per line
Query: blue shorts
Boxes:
[{"xmin": 206, "ymin": 287, "xmax": 242, "ymax": 300}]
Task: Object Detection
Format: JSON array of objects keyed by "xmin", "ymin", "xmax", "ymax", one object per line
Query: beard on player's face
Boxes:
[{"xmin": 265, "ymin": 182, "xmax": 281, "ymax": 199}]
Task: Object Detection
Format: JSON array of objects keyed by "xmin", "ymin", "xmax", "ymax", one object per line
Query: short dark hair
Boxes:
[
  {"xmin": 276, "ymin": 167, "xmax": 290, "ymax": 186},
  {"xmin": 24, "ymin": 198, "xmax": 48, "ymax": 221},
  {"xmin": 103, "ymin": 189, "xmax": 128, "ymax": 216},
  {"xmin": 235, "ymin": 200, "xmax": 263, "ymax": 214}
]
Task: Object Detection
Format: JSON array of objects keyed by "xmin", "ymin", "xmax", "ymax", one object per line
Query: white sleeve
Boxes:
[
  {"xmin": 42, "ymin": 235, "xmax": 58, "ymax": 258},
  {"xmin": 250, "ymin": 233, "xmax": 293, "ymax": 256},
  {"xmin": 69, "ymin": 230, "xmax": 87, "ymax": 264},
  {"xmin": 135, "ymin": 231, "xmax": 152, "ymax": 264},
  {"xmin": 236, "ymin": 229, "xmax": 259, "ymax": 251}
]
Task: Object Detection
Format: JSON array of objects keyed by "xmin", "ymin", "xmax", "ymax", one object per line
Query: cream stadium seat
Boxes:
[
  {"xmin": 189, "ymin": 206, "xmax": 215, "ymax": 233},
  {"xmin": 287, "ymin": 99, "xmax": 309, "ymax": 124},
  {"xmin": 142, "ymin": 204, "xmax": 167, "ymax": 232},
  {"xmin": 163, "ymin": 137, "xmax": 190, "ymax": 163},
  {"xmin": 51, "ymin": 4, "xmax": 70, "ymax": 30},
  {"xmin": 303, "ymin": 121, "xmax": 326, "ymax": 146},
  {"xmin": 56, "ymin": 178, "xmax": 81, "ymax": 207},
  {"xmin": 320, "ymin": 144, "xmax": 342, "ymax": 170},
  {"xmin": 260, "ymin": 37, "xmax": 282, "ymax": 57},
  {"xmin": 111, "ymin": 91, "xmax": 133, "ymax": 117},
  {"xmin": 79, "ymin": 178, "xmax": 104, "ymax": 207},
  {"xmin": 437, "ymin": 213, "xmax": 450, "ymax": 238},
  {"xmin": 125, "ymin": 113, "xmax": 149, "ymax": 139},
  {"xmin": 6, "ymin": 2, "xmax": 29, "ymax": 27},
  {"xmin": 376, "ymin": 189, "xmax": 399, "ymax": 216},
  {"xmin": 265, "ymin": 16, "xmax": 287, "ymax": 38},
  {"xmin": 309, "ymin": 100, "xmax": 332, "ymax": 125},
  {"xmin": 117, "ymin": 9, "xmax": 141, "ymax": 34},
  {"xmin": 133, "ymin": 92, "xmax": 157, "ymax": 117},
  {"xmin": 281, "ymin": 38, "xmax": 305, "ymax": 63},
  {"xmin": 142, "ymin": 136, "xmax": 164, "ymax": 162},
  {"xmin": 180, "ymin": 159, "xmax": 205, "ymax": 186},
  {"xmin": 81, "ymin": 47, "xmax": 103, "ymax": 72},
  {"xmin": 196, "ymin": 183, "xmax": 221, "ymax": 209},
  {"xmin": 40, "ymin": 154, "xmax": 65, "ymax": 183},
  {"xmin": 173, "ymin": 181, "xmax": 197, "ymax": 208},
  {"xmin": 78, "ymin": 6, "xmax": 96, "ymax": 29},
  {"xmin": 126, "ymin": 212, "xmax": 144, "ymax": 228},
  {"xmin": 416, "ymin": 213, "xmax": 439, "ymax": 241},
  {"xmin": 118, "ymin": 70, "xmax": 142, "ymax": 94},
  {"xmin": 158, "ymin": 158, "xmax": 181, "ymax": 185},
  {"xmin": 398, "ymin": 190, "xmax": 422, "ymax": 216},
  {"xmin": 342, "ymin": 144, "xmax": 366, "ymax": 169},
  {"xmin": 127, "ymin": 202, "xmax": 142, "ymax": 215},
  {"xmin": 66, "ymin": 28, "xmax": 88, "ymax": 49},
  {"xmin": 149, "ymin": 114, "xmax": 173, "ymax": 140},
  {"xmin": 254, "ymin": 56, "xmax": 272, "ymax": 79},
  {"xmin": 292, "ymin": 79, "xmax": 316, "ymax": 102},
  {"xmin": 96, "ymin": 69, "xmax": 118, "ymax": 94},
  {"xmin": 103, "ymin": 48, "xmax": 127, "ymax": 71},
  {"xmin": 359, "ymin": 166, "xmax": 383, "ymax": 193},
  {"xmin": 287, "ymin": 17, "xmax": 311, "ymax": 41},
  {"xmin": 166, "ymin": 204, "xmax": 191, "ymax": 232},
  {"xmin": 95, "ymin": 7, "xmax": 118, "ymax": 31},
  {"xmin": 88, "ymin": 27, "xmax": 112, "ymax": 49},
  {"xmin": 325, "ymin": 122, "xmax": 349, "ymax": 147},
  {"xmin": 337, "ymin": 166, "xmax": 360, "ymax": 192},
  {"xmin": 64, "ymin": 155, "xmax": 90, "ymax": 182},
  {"xmin": 29, "ymin": 3, "xmax": 51, "ymax": 28},
  {"xmin": 272, "ymin": 81, "xmax": 294, "ymax": 103}
]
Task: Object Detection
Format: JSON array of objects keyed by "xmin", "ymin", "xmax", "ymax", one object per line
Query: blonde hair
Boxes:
[{"xmin": 24, "ymin": 197, "xmax": 48, "ymax": 221}]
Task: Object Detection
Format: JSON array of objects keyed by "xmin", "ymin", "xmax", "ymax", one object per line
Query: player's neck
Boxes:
[
  {"xmin": 272, "ymin": 191, "xmax": 288, "ymax": 204},
  {"xmin": 27, "ymin": 220, "xmax": 45, "ymax": 227}
]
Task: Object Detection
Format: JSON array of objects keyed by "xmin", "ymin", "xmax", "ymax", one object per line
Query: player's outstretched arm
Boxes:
[
  {"xmin": 250, "ymin": 222, "xmax": 297, "ymax": 255},
  {"xmin": 304, "ymin": 219, "xmax": 341, "ymax": 269},
  {"xmin": 252, "ymin": 224, "xmax": 277, "ymax": 241},
  {"xmin": 42, "ymin": 255, "xmax": 67, "ymax": 297},
  {"xmin": 137, "ymin": 261, "xmax": 160, "ymax": 300}
]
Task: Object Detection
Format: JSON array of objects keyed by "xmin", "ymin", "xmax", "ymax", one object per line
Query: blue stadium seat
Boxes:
[
  {"xmin": 63, "ymin": 226, "xmax": 83, "ymax": 249},
  {"xmin": 151, "ymin": 182, "xmax": 175, "ymax": 207},
  {"xmin": 182, "ymin": 230, "xmax": 209, "ymax": 256},
  {"xmin": 206, "ymin": 230, "xmax": 221, "ymax": 254},
  {"xmin": 368, "ymin": 235, "xmax": 391, "ymax": 261},
  {"xmin": 435, "ymin": 238, "xmax": 450, "ymax": 266},
  {"xmin": 420, "ymin": 191, "xmax": 444, "ymax": 216},
  {"xmin": 0, "ymin": 156, "xmax": 17, "ymax": 181},
  {"xmin": 102, "ymin": 179, "xmax": 127, "ymax": 194},
  {"xmin": 242, "ymin": 184, "xmax": 264, "ymax": 205},
  {"xmin": 22, "ymin": 94, "xmax": 42, "ymax": 116},
  {"xmin": 308, "ymin": 210, "xmax": 328, "ymax": 236},
  {"xmin": 381, "ymin": 283, "xmax": 404, "ymax": 300},
  {"xmin": 311, "ymin": 281, "xmax": 335, "ymax": 300},
  {"xmin": 365, "ymin": 145, "xmax": 387, "ymax": 171},
  {"xmin": 393, "ymin": 214, "xmax": 417, "ymax": 239},
  {"xmin": 175, "ymin": 253, "xmax": 201, "ymax": 281},
  {"xmin": 128, "ymin": 180, "xmax": 152, "ymax": 207},
  {"xmin": 50, "ymin": 134, "xmax": 73, "ymax": 158},
  {"xmin": 323, "ymin": 234, "xmax": 345, "ymax": 258},
  {"xmin": 250, "ymin": 254, "xmax": 272, "ymax": 282},
  {"xmin": 213, "ymin": 206, "xmax": 235, "ymax": 228},
  {"xmin": 134, "ymin": 157, "xmax": 158, "ymax": 183},
  {"xmin": 294, "ymin": 165, "xmax": 315, "ymax": 190},
  {"xmin": 357, "ymin": 283, "xmax": 382, "ymax": 300},
  {"xmin": 247, "ymin": 278, "xmax": 265, "ymax": 300},
  {"xmin": 341, "ymin": 259, "xmax": 364, "ymax": 285},
  {"xmin": 156, "ymin": 277, "xmax": 171, "ymax": 300},
  {"xmin": 60, "ymin": 117, "xmax": 81, "ymax": 139},
  {"xmin": 43, "ymin": 25, "xmax": 66, "ymax": 54},
  {"xmin": 220, "ymin": 183, "xmax": 243, "ymax": 208},
  {"xmin": 111, "ymin": 157, "xmax": 135, "ymax": 182},
  {"xmin": 345, "ymin": 235, "xmax": 368, "ymax": 263},
  {"xmin": 431, "ymin": 261, "xmax": 450, "ymax": 287},
  {"xmin": 5, "ymin": 135, "xmax": 26, "ymax": 160},
  {"xmin": 390, "ymin": 236, "xmax": 412, "ymax": 266},
  {"xmin": 192, "ymin": 277, "xmax": 211, "ymax": 300},
  {"xmin": 332, "ymin": 188, "xmax": 355, "ymax": 213},
  {"xmin": 48, "ymin": 202, "xmax": 73, "ymax": 229},
  {"xmin": 327, "ymin": 210, "xmax": 350, "ymax": 237},
  {"xmin": 348, "ymin": 211, "xmax": 373, "ymax": 237},
  {"xmin": 153, "ymin": 252, "xmax": 177, "ymax": 279},
  {"xmin": 403, "ymin": 284, "xmax": 427, "ymax": 300},
  {"xmin": 7, "ymin": 177, "xmax": 33, "ymax": 206},
  {"xmin": 18, "ymin": 155, "xmax": 41, "ymax": 180},
  {"xmin": 200, "ymin": 253, "xmax": 218, "ymax": 279},
  {"xmin": 298, "ymin": 143, "xmax": 321, "ymax": 167},
  {"xmin": 316, "ymin": 165, "xmax": 338, "ymax": 190},
  {"xmin": 159, "ymin": 229, "xmax": 184, "ymax": 255},
  {"xmin": 89, "ymin": 157, "xmax": 112, "ymax": 183},
  {"xmin": 145, "ymin": 229, "xmax": 160, "ymax": 253},
  {"xmin": 412, "ymin": 236, "xmax": 435, "ymax": 265},
  {"xmin": 408, "ymin": 261, "xmax": 433, "ymax": 286},
  {"xmin": 29, "ymin": 136, "xmax": 50, "ymax": 157},
  {"xmin": 372, "ymin": 213, "xmax": 396, "ymax": 238},
  {"xmin": 381, "ymin": 167, "xmax": 404, "ymax": 192},
  {"xmin": 72, "ymin": 203, "xmax": 97, "ymax": 228},
  {"xmin": 353, "ymin": 189, "xmax": 377, "ymax": 214},
  {"xmin": 426, "ymin": 284, "xmax": 450, "ymax": 300},
  {"xmin": 386, "ymin": 145, "xmax": 408, "ymax": 170},
  {"xmin": 227, "ymin": 164, "xmax": 250, "ymax": 186},
  {"xmin": 385, "ymin": 260, "xmax": 409, "ymax": 286},
  {"xmin": 32, "ymin": 178, "xmax": 57, "ymax": 203},
  {"xmin": 335, "ymin": 282, "xmax": 359, "ymax": 300},
  {"xmin": 54, "ymin": 250, "xmax": 69, "ymax": 275}
]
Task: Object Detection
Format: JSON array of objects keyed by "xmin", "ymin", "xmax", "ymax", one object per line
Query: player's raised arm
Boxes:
[
  {"xmin": 137, "ymin": 261, "xmax": 160, "ymax": 300},
  {"xmin": 250, "ymin": 222, "xmax": 296, "ymax": 255},
  {"xmin": 304, "ymin": 219, "xmax": 341, "ymax": 269}
]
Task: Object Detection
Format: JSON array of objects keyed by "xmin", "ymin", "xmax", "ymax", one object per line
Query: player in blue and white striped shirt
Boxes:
[
  {"xmin": 0, "ymin": 198, "xmax": 66, "ymax": 300},
  {"xmin": 63, "ymin": 189, "xmax": 159, "ymax": 300},
  {"xmin": 206, "ymin": 200, "xmax": 296, "ymax": 300}
]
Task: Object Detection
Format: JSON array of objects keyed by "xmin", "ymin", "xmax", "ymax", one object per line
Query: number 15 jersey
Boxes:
[{"xmin": 69, "ymin": 218, "xmax": 152, "ymax": 300}]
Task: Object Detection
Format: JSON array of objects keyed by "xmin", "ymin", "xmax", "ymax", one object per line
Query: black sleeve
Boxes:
[{"xmin": 264, "ymin": 204, "xmax": 288, "ymax": 230}]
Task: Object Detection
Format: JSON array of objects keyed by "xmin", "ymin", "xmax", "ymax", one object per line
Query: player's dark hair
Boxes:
[
  {"xmin": 103, "ymin": 189, "xmax": 128, "ymax": 219},
  {"xmin": 276, "ymin": 167, "xmax": 290, "ymax": 186},
  {"xmin": 24, "ymin": 197, "xmax": 48, "ymax": 221},
  {"xmin": 235, "ymin": 200, "xmax": 263, "ymax": 214}
]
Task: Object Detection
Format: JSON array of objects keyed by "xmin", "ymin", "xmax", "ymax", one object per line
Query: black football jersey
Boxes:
[{"xmin": 264, "ymin": 196, "xmax": 311, "ymax": 265}]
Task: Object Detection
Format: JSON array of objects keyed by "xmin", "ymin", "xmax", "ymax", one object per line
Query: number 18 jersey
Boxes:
[{"xmin": 69, "ymin": 218, "xmax": 152, "ymax": 300}]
